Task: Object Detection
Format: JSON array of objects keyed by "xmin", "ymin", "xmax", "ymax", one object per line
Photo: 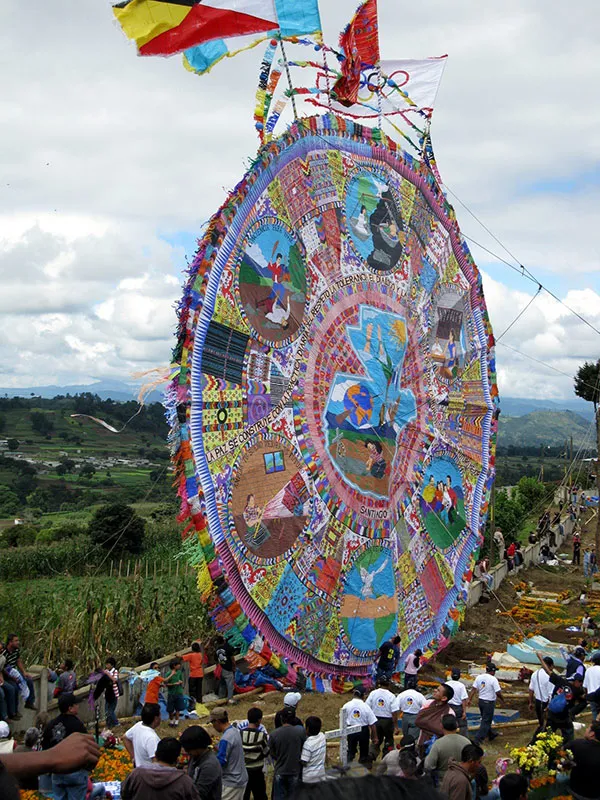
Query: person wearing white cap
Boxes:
[
  {"xmin": 0, "ymin": 721, "xmax": 15, "ymax": 754},
  {"xmin": 274, "ymin": 692, "xmax": 303, "ymax": 729}
]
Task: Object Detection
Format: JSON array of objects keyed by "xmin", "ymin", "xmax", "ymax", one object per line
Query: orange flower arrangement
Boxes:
[{"xmin": 91, "ymin": 746, "xmax": 133, "ymax": 782}]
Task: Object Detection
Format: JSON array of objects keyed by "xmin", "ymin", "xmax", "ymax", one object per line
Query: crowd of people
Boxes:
[{"xmin": 3, "ymin": 653, "xmax": 600, "ymax": 800}]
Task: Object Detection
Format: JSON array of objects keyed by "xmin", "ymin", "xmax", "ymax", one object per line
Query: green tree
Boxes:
[
  {"xmin": 0, "ymin": 415, "xmax": 5, "ymax": 434},
  {"xmin": 7, "ymin": 438, "xmax": 19, "ymax": 452},
  {"xmin": 574, "ymin": 359, "xmax": 600, "ymax": 553},
  {"xmin": 30, "ymin": 412, "xmax": 54, "ymax": 437},
  {"xmin": 89, "ymin": 503, "xmax": 146, "ymax": 555},
  {"xmin": 79, "ymin": 463, "xmax": 96, "ymax": 480},
  {"xmin": 515, "ymin": 476, "xmax": 548, "ymax": 513},
  {"xmin": 0, "ymin": 485, "xmax": 20, "ymax": 516},
  {"xmin": 494, "ymin": 490, "xmax": 522, "ymax": 540}
]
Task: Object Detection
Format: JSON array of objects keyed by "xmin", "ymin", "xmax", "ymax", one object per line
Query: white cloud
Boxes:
[
  {"xmin": 0, "ymin": 0, "xmax": 598, "ymax": 396},
  {"xmin": 481, "ymin": 271, "xmax": 600, "ymax": 399}
]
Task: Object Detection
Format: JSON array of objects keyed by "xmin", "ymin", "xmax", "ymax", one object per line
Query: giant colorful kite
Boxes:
[{"xmin": 115, "ymin": 0, "xmax": 499, "ymax": 687}]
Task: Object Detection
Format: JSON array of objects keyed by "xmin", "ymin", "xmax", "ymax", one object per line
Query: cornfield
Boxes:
[{"xmin": 0, "ymin": 573, "xmax": 212, "ymax": 673}]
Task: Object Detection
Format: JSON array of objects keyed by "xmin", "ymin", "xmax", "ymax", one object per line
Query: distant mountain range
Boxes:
[
  {"xmin": 0, "ymin": 384, "xmax": 595, "ymax": 449},
  {"xmin": 498, "ymin": 410, "xmax": 594, "ymax": 449},
  {"xmin": 499, "ymin": 396, "xmax": 594, "ymax": 421},
  {"xmin": 0, "ymin": 380, "xmax": 163, "ymax": 404}
]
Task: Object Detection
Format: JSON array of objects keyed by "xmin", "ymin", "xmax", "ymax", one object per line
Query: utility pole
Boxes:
[{"xmin": 596, "ymin": 404, "xmax": 600, "ymax": 557}]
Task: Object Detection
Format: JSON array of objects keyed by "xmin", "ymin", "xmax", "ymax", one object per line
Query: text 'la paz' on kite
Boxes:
[{"xmin": 113, "ymin": 0, "xmax": 499, "ymax": 686}]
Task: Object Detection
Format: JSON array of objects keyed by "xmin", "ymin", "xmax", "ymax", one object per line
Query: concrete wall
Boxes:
[{"xmin": 467, "ymin": 514, "xmax": 574, "ymax": 607}]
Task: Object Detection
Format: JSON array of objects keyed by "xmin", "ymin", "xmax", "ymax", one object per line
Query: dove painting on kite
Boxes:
[{"xmin": 114, "ymin": 0, "xmax": 499, "ymax": 687}]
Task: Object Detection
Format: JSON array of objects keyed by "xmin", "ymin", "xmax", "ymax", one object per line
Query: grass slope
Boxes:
[{"xmin": 498, "ymin": 410, "xmax": 592, "ymax": 449}]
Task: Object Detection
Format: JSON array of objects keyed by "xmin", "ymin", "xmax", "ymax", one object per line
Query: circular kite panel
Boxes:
[{"xmin": 170, "ymin": 114, "xmax": 498, "ymax": 682}]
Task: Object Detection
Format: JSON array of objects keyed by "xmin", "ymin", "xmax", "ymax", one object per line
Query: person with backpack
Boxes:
[
  {"xmin": 564, "ymin": 647, "xmax": 586, "ymax": 682},
  {"xmin": 215, "ymin": 636, "xmax": 237, "ymax": 704},
  {"xmin": 535, "ymin": 652, "xmax": 585, "ymax": 744}
]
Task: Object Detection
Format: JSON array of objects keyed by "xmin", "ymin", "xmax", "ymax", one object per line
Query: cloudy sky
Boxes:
[{"xmin": 1, "ymin": 0, "xmax": 599, "ymax": 400}]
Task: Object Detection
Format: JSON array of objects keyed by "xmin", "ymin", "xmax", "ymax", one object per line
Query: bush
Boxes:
[{"xmin": 89, "ymin": 504, "xmax": 145, "ymax": 555}]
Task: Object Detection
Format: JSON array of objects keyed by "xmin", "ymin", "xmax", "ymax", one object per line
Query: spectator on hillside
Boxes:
[
  {"xmin": 473, "ymin": 560, "xmax": 493, "ymax": 589},
  {"xmin": 42, "ymin": 693, "xmax": 88, "ymax": 798},
  {"xmin": 274, "ymin": 693, "xmax": 303, "ymax": 729},
  {"xmin": 415, "ymin": 684, "xmax": 455, "ymax": 756},
  {"xmin": 180, "ymin": 726, "xmax": 222, "ymax": 800},
  {"xmin": 93, "ymin": 656, "xmax": 120, "ymax": 729},
  {"xmin": 404, "ymin": 649, "xmax": 422, "ymax": 690},
  {"xmin": 300, "ymin": 716, "xmax": 327, "ymax": 785},
  {"xmin": 583, "ymin": 651, "xmax": 600, "ymax": 722},
  {"xmin": 468, "ymin": 664, "xmax": 504, "ymax": 744},
  {"xmin": 375, "ymin": 637, "xmax": 401, "ymax": 680},
  {"xmin": 377, "ymin": 734, "xmax": 422, "ymax": 777},
  {"xmin": 424, "ymin": 714, "xmax": 471, "ymax": 785},
  {"xmin": 269, "ymin": 707, "xmax": 306, "ymax": 799},
  {"xmin": 568, "ymin": 721, "xmax": 600, "ymax": 800},
  {"xmin": 0, "ymin": 659, "xmax": 18, "ymax": 723},
  {"xmin": 123, "ymin": 703, "xmax": 161, "ymax": 768},
  {"xmin": 440, "ymin": 743, "xmax": 485, "ymax": 800},
  {"xmin": 0, "ymin": 722, "xmax": 15, "ymax": 754},
  {"xmin": 15, "ymin": 727, "xmax": 40, "ymax": 753},
  {"xmin": 366, "ymin": 677, "xmax": 397, "ymax": 757},
  {"xmin": 536, "ymin": 652, "xmax": 585, "ymax": 743},
  {"xmin": 446, "ymin": 668, "xmax": 469, "ymax": 736},
  {"xmin": 573, "ymin": 539, "xmax": 581, "ymax": 566},
  {"xmin": 122, "ymin": 736, "xmax": 200, "ymax": 800},
  {"xmin": 392, "ymin": 687, "xmax": 425, "ymax": 741},
  {"xmin": 513, "ymin": 543, "xmax": 524, "ymax": 569},
  {"xmin": 144, "ymin": 663, "xmax": 164, "ymax": 706},
  {"xmin": 210, "ymin": 707, "xmax": 248, "ymax": 800},
  {"xmin": 215, "ymin": 636, "xmax": 237, "ymax": 705},
  {"xmin": 240, "ymin": 707, "xmax": 269, "ymax": 800},
  {"xmin": 4, "ymin": 635, "xmax": 35, "ymax": 711},
  {"xmin": 183, "ymin": 642, "xmax": 205, "ymax": 705},
  {"xmin": 166, "ymin": 658, "xmax": 185, "ymax": 728},
  {"xmin": 498, "ymin": 773, "xmax": 528, "ymax": 800},
  {"xmin": 528, "ymin": 657, "xmax": 554, "ymax": 742},
  {"xmin": 54, "ymin": 660, "xmax": 77, "ymax": 697},
  {"xmin": 493, "ymin": 529, "xmax": 505, "ymax": 561}
]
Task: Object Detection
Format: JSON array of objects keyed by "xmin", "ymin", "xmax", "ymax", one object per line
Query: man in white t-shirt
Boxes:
[
  {"xmin": 341, "ymin": 687, "xmax": 378, "ymax": 765},
  {"xmin": 393, "ymin": 687, "xmax": 425, "ymax": 742},
  {"xmin": 446, "ymin": 668, "xmax": 469, "ymax": 736},
  {"xmin": 583, "ymin": 652, "xmax": 600, "ymax": 722},
  {"xmin": 123, "ymin": 703, "xmax": 161, "ymax": 767},
  {"xmin": 468, "ymin": 664, "xmax": 504, "ymax": 744},
  {"xmin": 528, "ymin": 656, "xmax": 554, "ymax": 741},
  {"xmin": 366, "ymin": 677, "xmax": 398, "ymax": 758}
]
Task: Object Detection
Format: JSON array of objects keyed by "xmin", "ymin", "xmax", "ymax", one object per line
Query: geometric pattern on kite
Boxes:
[{"xmin": 168, "ymin": 113, "xmax": 499, "ymax": 685}]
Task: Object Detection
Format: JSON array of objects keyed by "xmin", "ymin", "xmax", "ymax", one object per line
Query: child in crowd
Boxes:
[
  {"xmin": 165, "ymin": 658, "xmax": 185, "ymax": 727},
  {"xmin": 144, "ymin": 662, "xmax": 164, "ymax": 705},
  {"xmin": 54, "ymin": 659, "xmax": 77, "ymax": 697},
  {"xmin": 183, "ymin": 642, "xmax": 205, "ymax": 705},
  {"xmin": 301, "ymin": 716, "xmax": 327, "ymax": 784}
]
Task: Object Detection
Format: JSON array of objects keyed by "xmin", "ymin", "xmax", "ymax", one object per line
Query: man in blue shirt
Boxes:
[{"xmin": 210, "ymin": 708, "xmax": 247, "ymax": 800}]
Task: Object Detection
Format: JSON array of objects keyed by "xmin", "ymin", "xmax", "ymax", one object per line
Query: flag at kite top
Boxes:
[
  {"xmin": 113, "ymin": 0, "xmax": 322, "ymax": 74},
  {"xmin": 333, "ymin": 0, "xmax": 380, "ymax": 107}
]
